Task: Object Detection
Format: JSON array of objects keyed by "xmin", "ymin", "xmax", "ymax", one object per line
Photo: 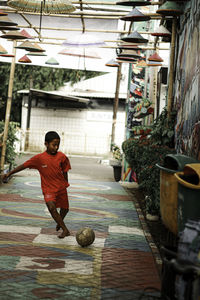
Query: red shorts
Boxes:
[{"xmin": 43, "ymin": 189, "xmax": 69, "ymax": 209}]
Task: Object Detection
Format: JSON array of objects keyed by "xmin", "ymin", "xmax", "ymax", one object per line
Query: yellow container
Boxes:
[{"xmin": 158, "ymin": 165, "xmax": 178, "ymax": 235}]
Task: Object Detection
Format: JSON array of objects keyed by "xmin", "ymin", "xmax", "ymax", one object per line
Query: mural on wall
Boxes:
[{"xmin": 174, "ymin": 0, "xmax": 200, "ymax": 159}]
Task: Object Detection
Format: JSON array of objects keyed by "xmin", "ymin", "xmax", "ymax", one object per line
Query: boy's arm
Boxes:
[
  {"xmin": 1, "ymin": 164, "xmax": 27, "ymax": 183},
  {"xmin": 63, "ymin": 172, "xmax": 68, "ymax": 182}
]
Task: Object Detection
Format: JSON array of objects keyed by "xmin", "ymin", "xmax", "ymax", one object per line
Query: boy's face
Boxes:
[{"xmin": 45, "ymin": 138, "xmax": 60, "ymax": 155}]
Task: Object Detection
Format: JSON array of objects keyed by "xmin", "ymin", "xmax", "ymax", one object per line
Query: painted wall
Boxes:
[{"xmin": 174, "ymin": 0, "xmax": 200, "ymax": 159}]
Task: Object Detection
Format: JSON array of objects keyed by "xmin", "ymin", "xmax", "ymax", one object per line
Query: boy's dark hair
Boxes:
[{"xmin": 45, "ymin": 131, "xmax": 60, "ymax": 143}]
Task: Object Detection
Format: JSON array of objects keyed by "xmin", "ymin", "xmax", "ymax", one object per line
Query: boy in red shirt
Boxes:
[{"xmin": 2, "ymin": 131, "xmax": 71, "ymax": 239}]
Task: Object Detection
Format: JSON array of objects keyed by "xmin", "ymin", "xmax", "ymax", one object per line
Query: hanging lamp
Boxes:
[
  {"xmin": 105, "ymin": 59, "xmax": 120, "ymax": 67},
  {"xmin": 156, "ymin": 1, "xmax": 184, "ymax": 16},
  {"xmin": 118, "ymin": 49, "xmax": 141, "ymax": 59},
  {"xmin": 147, "ymin": 61, "xmax": 162, "ymax": 67},
  {"xmin": 18, "ymin": 55, "xmax": 32, "ymax": 63},
  {"xmin": 0, "ymin": 10, "xmax": 7, "ymax": 16},
  {"xmin": 0, "ymin": 26, "xmax": 19, "ymax": 31},
  {"xmin": 121, "ymin": 31, "xmax": 148, "ymax": 43},
  {"xmin": 151, "ymin": 25, "xmax": 171, "ymax": 37},
  {"xmin": 0, "ymin": 16, "xmax": 18, "ymax": 26},
  {"xmin": 116, "ymin": 0, "xmax": 151, "ymax": 6},
  {"xmin": 120, "ymin": 8, "xmax": 151, "ymax": 22},
  {"xmin": 0, "ymin": 44, "xmax": 7, "ymax": 54},
  {"xmin": 20, "ymin": 29, "xmax": 34, "ymax": 39},
  {"xmin": 1, "ymin": 31, "xmax": 27, "ymax": 40},
  {"xmin": 45, "ymin": 57, "xmax": 59, "ymax": 65},
  {"xmin": 148, "ymin": 52, "xmax": 163, "ymax": 62},
  {"xmin": 15, "ymin": 40, "xmax": 45, "ymax": 52}
]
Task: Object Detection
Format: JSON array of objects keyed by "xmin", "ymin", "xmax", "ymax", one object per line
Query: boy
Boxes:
[{"xmin": 2, "ymin": 131, "xmax": 71, "ymax": 239}]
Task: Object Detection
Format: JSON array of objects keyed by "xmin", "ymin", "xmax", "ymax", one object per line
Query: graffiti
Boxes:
[{"xmin": 174, "ymin": 0, "xmax": 200, "ymax": 159}]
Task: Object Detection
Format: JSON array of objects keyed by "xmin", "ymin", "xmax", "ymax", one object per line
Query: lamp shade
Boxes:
[
  {"xmin": 0, "ymin": 44, "xmax": 7, "ymax": 54},
  {"xmin": 156, "ymin": 1, "xmax": 184, "ymax": 16},
  {"xmin": 18, "ymin": 55, "xmax": 32, "ymax": 63},
  {"xmin": 20, "ymin": 29, "xmax": 34, "ymax": 39},
  {"xmin": 116, "ymin": 0, "xmax": 151, "ymax": 6},
  {"xmin": 26, "ymin": 52, "xmax": 47, "ymax": 56},
  {"xmin": 0, "ymin": 10, "xmax": 8, "ymax": 16},
  {"xmin": 121, "ymin": 31, "xmax": 148, "ymax": 43},
  {"xmin": 147, "ymin": 61, "xmax": 162, "ymax": 67},
  {"xmin": 0, "ymin": 16, "xmax": 18, "ymax": 26},
  {"xmin": 45, "ymin": 57, "xmax": 59, "ymax": 65},
  {"xmin": 0, "ymin": 26, "xmax": 19, "ymax": 31},
  {"xmin": 118, "ymin": 49, "xmax": 141, "ymax": 59},
  {"xmin": 1, "ymin": 31, "xmax": 27, "ymax": 40},
  {"xmin": 151, "ymin": 25, "xmax": 171, "ymax": 37},
  {"xmin": 62, "ymin": 33, "xmax": 105, "ymax": 48},
  {"xmin": 120, "ymin": 8, "xmax": 151, "ymax": 22},
  {"xmin": 8, "ymin": 0, "xmax": 76, "ymax": 14},
  {"xmin": 105, "ymin": 59, "xmax": 120, "ymax": 67},
  {"xmin": 148, "ymin": 52, "xmax": 163, "ymax": 62}
]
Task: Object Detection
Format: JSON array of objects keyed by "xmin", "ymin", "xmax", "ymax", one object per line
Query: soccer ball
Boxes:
[{"xmin": 76, "ymin": 227, "xmax": 95, "ymax": 247}]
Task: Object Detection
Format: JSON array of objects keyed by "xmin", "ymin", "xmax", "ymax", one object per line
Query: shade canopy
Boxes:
[{"xmin": 8, "ymin": 0, "xmax": 76, "ymax": 14}]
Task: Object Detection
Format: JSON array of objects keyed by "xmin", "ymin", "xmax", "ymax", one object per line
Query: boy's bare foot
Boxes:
[
  {"xmin": 56, "ymin": 224, "xmax": 61, "ymax": 231},
  {"xmin": 58, "ymin": 230, "xmax": 70, "ymax": 239}
]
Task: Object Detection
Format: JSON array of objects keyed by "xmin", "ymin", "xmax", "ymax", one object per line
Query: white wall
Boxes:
[{"xmin": 21, "ymin": 106, "xmax": 125, "ymax": 156}]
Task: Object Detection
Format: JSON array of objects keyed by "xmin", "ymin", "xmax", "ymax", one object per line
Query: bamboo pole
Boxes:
[
  {"xmin": 111, "ymin": 63, "xmax": 122, "ymax": 147},
  {"xmin": 167, "ymin": 17, "xmax": 177, "ymax": 117},
  {"xmin": 0, "ymin": 40, "xmax": 17, "ymax": 173}
]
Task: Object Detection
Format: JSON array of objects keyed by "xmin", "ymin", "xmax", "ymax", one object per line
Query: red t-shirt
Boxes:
[{"xmin": 23, "ymin": 151, "xmax": 71, "ymax": 194}]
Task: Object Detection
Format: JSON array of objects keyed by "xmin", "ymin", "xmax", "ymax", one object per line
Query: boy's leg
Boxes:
[
  {"xmin": 56, "ymin": 208, "xmax": 69, "ymax": 231},
  {"xmin": 46, "ymin": 201, "xmax": 70, "ymax": 238}
]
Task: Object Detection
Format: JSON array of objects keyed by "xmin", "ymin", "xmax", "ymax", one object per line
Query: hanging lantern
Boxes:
[
  {"xmin": 18, "ymin": 55, "xmax": 32, "ymax": 63},
  {"xmin": 121, "ymin": 31, "xmax": 148, "ymax": 43},
  {"xmin": 148, "ymin": 52, "xmax": 163, "ymax": 62},
  {"xmin": 116, "ymin": 0, "xmax": 151, "ymax": 6},
  {"xmin": 156, "ymin": 1, "xmax": 184, "ymax": 16},
  {"xmin": 120, "ymin": 8, "xmax": 151, "ymax": 22}
]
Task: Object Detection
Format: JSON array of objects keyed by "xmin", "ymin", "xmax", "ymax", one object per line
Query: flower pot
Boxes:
[{"xmin": 113, "ymin": 165, "xmax": 122, "ymax": 182}]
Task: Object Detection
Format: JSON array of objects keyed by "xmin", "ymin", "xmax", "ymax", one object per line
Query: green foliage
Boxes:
[
  {"xmin": 0, "ymin": 121, "xmax": 20, "ymax": 168},
  {"xmin": 0, "ymin": 62, "xmax": 102, "ymax": 122},
  {"xmin": 111, "ymin": 143, "xmax": 122, "ymax": 162},
  {"xmin": 122, "ymin": 107, "xmax": 177, "ymax": 215}
]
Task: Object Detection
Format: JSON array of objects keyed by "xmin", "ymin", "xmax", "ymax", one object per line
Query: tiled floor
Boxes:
[{"xmin": 0, "ymin": 175, "xmax": 161, "ymax": 299}]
